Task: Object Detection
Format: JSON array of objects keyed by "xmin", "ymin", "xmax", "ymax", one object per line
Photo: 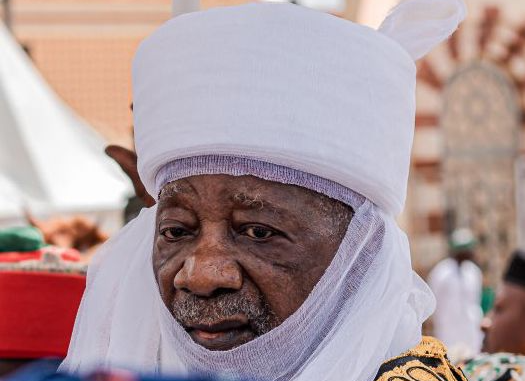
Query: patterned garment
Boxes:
[
  {"xmin": 460, "ymin": 353, "xmax": 525, "ymax": 381},
  {"xmin": 375, "ymin": 337, "xmax": 467, "ymax": 381}
]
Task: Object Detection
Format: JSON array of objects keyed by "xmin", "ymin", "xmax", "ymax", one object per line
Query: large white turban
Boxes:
[
  {"xmin": 133, "ymin": 0, "xmax": 465, "ymax": 216},
  {"xmin": 60, "ymin": 1, "xmax": 466, "ymax": 380}
]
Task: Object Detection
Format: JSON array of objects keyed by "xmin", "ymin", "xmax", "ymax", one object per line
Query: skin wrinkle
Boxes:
[
  {"xmin": 233, "ymin": 192, "xmax": 265, "ymax": 211},
  {"xmin": 231, "ymin": 192, "xmax": 345, "ymax": 243},
  {"xmin": 159, "ymin": 182, "xmax": 183, "ymax": 200},
  {"xmin": 153, "ymin": 174, "xmax": 353, "ymax": 351},
  {"xmin": 235, "ymin": 188, "xmax": 347, "ymax": 242}
]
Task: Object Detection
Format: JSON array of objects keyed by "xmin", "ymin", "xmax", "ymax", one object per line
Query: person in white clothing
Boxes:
[{"xmin": 428, "ymin": 228, "xmax": 484, "ymax": 360}]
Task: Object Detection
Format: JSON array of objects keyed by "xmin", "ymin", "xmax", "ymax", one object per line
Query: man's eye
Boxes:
[
  {"xmin": 244, "ymin": 226, "xmax": 274, "ymax": 240},
  {"xmin": 161, "ymin": 227, "xmax": 191, "ymax": 241}
]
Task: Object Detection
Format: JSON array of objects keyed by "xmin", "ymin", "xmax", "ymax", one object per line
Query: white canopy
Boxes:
[{"xmin": 0, "ymin": 23, "xmax": 131, "ymax": 229}]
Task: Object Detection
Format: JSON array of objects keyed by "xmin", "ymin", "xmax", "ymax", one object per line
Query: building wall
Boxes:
[{"xmin": 3, "ymin": 0, "xmax": 172, "ymax": 147}]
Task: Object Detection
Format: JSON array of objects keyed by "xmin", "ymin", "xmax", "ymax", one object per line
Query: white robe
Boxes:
[{"xmin": 428, "ymin": 258, "xmax": 483, "ymax": 358}]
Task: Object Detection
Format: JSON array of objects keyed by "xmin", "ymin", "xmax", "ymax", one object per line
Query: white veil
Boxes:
[{"xmin": 60, "ymin": 158, "xmax": 435, "ymax": 381}]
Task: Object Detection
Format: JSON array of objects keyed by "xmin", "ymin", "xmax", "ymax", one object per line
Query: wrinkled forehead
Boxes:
[
  {"xmin": 157, "ymin": 173, "xmax": 347, "ymax": 217},
  {"xmin": 155, "ymin": 155, "xmax": 366, "ymax": 211}
]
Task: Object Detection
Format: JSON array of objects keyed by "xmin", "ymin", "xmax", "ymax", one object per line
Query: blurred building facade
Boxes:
[
  {"xmin": 403, "ymin": 0, "xmax": 525, "ymax": 283},
  {"xmin": 358, "ymin": 0, "xmax": 525, "ymax": 285}
]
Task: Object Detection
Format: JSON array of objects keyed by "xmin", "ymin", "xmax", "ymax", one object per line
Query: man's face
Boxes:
[
  {"xmin": 153, "ymin": 174, "xmax": 352, "ymax": 351},
  {"xmin": 482, "ymin": 282, "xmax": 525, "ymax": 354}
]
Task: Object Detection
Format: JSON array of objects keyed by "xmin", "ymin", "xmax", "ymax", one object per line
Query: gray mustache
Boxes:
[{"xmin": 171, "ymin": 292, "xmax": 279, "ymax": 336}]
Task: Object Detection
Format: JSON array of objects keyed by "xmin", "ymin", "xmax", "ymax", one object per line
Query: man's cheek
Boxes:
[
  {"xmin": 259, "ymin": 277, "xmax": 305, "ymax": 320},
  {"xmin": 156, "ymin": 264, "xmax": 178, "ymax": 302}
]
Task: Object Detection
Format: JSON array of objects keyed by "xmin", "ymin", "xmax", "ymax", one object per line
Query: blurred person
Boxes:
[
  {"xmin": 428, "ymin": 228, "xmax": 484, "ymax": 360},
  {"xmin": 26, "ymin": 213, "xmax": 109, "ymax": 255},
  {"xmin": 59, "ymin": 1, "xmax": 470, "ymax": 381},
  {"xmin": 0, "ymin": 227, "xmax": 86, "ymax": 378},
  {"xmin": 457, "ymin": 251, "xmax": 525, "ymax": 381},
  {"xmin": 481, "ymin": 250, "xmax": 525, "ymax": 355}
]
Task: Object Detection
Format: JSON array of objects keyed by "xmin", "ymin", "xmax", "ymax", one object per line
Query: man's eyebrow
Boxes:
[
  {"xmin": 232, "ymin": 192, "xmax": 278, "ymax": 211},
  {"xmin": 158, "ymin": 182, "xmax": 187, "ymax": 200}
]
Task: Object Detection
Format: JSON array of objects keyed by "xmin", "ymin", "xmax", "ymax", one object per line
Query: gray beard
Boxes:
[{"xmin": 171, "ymin": 291, "xmax": 281, "ymax": 336}]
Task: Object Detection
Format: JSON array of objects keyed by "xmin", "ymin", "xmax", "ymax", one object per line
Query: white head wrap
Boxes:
[{"xmin": 60, "ymin": 1, "xmax": 466, "ymax": 380}]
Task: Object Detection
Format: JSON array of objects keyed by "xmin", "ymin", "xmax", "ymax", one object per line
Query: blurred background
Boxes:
[{"xmin": 0, "ymin": 0, "xmax": 523, "ymax": 344}]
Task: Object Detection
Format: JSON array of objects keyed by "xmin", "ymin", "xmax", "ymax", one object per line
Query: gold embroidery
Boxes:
[{"xmin": 375, "ymin": 337, "xmax": 468, "ymax": 381}]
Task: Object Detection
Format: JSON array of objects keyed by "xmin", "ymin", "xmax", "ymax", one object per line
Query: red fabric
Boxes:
[
  {"xmin": 0, "ymin": 271, "xmax": 86, "ymax": 358},
  {"xmin": 0, "ymin": 247, "xmax": 81, "ymax": 263}
]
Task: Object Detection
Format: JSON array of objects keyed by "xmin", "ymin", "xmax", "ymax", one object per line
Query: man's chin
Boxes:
[
  {"xmin": 481, "ymin": 340, "xmax": 495, "ymax": 354},
  {"xmin": 188, "ymin": 326, "xmax": 257, "ymax": 351}
]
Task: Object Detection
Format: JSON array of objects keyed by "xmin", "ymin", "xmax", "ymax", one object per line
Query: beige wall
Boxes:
[
  {"xmin": 200, "ymin": 0, "xmax": 256, "ymax": 9},
  {"xmin": 357, "ymin": 0, "xmax": 525, "ymax": 28},
  {"xmin": 355, "ymin": 0, "xmax": 396, "ymax": 27}
]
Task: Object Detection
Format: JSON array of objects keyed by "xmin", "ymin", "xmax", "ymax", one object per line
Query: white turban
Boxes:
[
  {"xmin": 133, "ymin": 0, "xmax": 465, "ymax": 216},
  {"xmin": 60, "ymin": 1, "xmax": 466, "ymax": 380}
]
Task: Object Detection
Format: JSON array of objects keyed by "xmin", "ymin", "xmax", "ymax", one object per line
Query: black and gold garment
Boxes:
[{"xmin": 375, "ymin": 337, "xmax": 467, "ymax": 381}]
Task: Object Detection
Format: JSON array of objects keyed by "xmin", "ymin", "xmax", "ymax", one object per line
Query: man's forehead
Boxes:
[
  {"xmin": 156, "ymin": 174, "xmax": 331, "ymax": 212},
  {"xmin": 161, "ymin": 175, "xmax": 279, "ymax": 195},
  {"xmin": 157, "ymin": 176, "xmax": 296, "ymax": 216},
  {"xmin": 158, "ymin": 175, "xmax": 274, "ymax": 202}
]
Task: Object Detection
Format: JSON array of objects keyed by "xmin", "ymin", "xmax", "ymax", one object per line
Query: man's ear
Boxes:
[
  {"xmin": 24, "ymin": 209, "xmax": 42, "ymax": 229},
  {"xmin": 105, "ymin": 145, "xmax": 156, "ymax": 207}
]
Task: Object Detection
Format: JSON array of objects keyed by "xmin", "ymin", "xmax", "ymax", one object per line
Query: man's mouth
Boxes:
[{"xmin": 186, "ymin": 315, "xmax": 256, "ymax": 350}]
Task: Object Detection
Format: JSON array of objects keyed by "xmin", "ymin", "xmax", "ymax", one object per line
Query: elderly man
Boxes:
[{"xmin": 60, "ymin": 1, "xmax": 468, "ymax": 381}]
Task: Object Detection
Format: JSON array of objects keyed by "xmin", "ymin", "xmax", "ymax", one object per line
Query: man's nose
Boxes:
[
  {"xmin": 481, "ymin": 315, "xmax": 492, "ymax": 333},
  {"xmin": 174, "ymin": 247, "xmax": 243, "ymax": 297}
]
